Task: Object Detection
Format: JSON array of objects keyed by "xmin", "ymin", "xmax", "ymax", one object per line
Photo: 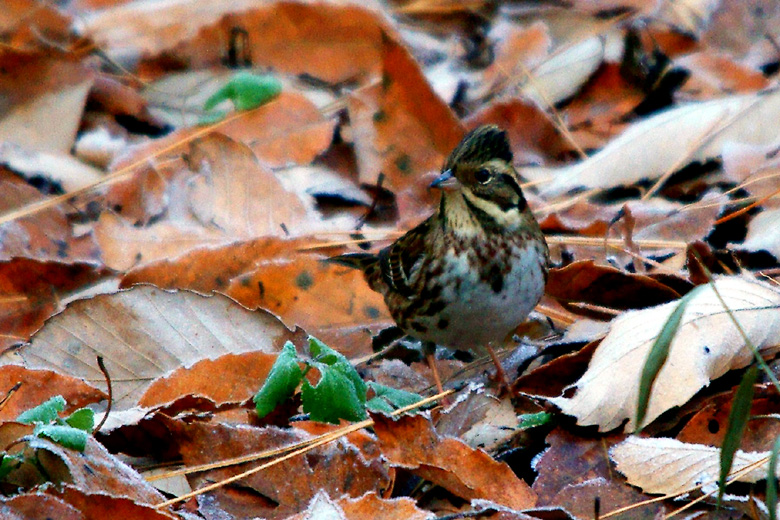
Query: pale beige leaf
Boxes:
[
  {"xmin": 611, "ymin": 436, "xmax": 775, "ymax": 496},
  {"xmin": 80, "ymin": 0, "xmax": 258, "ymax": 60},
  {"xmin": 655, "ymin": 0, "xmax": 721, "ymax": 35},
  {"xmin": 525, "ymin": 89, "xmax": 780, "ymax": 195},
  {"xmin": 0, "ymin": 77, "xmax": 92, "ymax": 154},
  {"xmin": 521, "ymin": 35, "xmax": 607, "ymax": 107},
  {"xmin": 736, "ymin": 208, "xmax": 780, "ymax": 259},
  {"xmin": 0, "ymin": 285, "xmax": 295, "ymax": 409},
  {"xmin": 550, "ymin": 276, "xmax": 780, "ymax": 432},
  {"xmin": 95, "ymin": 133, "xmax": 307, "ymax": 271},
  {"xmin": 0, "ymin": 142, "xmax": 104, "ymax": 192}
]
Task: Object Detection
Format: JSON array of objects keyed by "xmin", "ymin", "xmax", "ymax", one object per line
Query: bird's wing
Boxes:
[{"xmin": 379, "ymin": 218, "xmax": 431, "ymax": 299}]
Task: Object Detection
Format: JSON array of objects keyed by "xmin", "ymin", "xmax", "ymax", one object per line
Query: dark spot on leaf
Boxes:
[
  {"xmin": 373, "ymin": 110, "xmax": 386, "ymax": 123},
  {"xmin": 239, "ymin": 276, "xmax": 251, "ymax": 287},
  {"xmin": 437, "ymin": 318, "xmax": 448, "ymax": 330},
  {"xmin": 215, "ymin": 276, "xmax": 225, "ymax": 288},
  {"xmin": 257, "ymin": 281, "xmax": 265, "ymax": 299},
  {"xmin": 364, "ymin": 306, "xmax": 380, "ymax": 319},
  {"xmin": 708, "ymin": 419, "xmax": 719, "ymax": 434},
  {"xmin": 381, "ymin": 72, "xmax": 391, "ymax": 90},
  {"xmin": 295, "ymin": 271, "xmax": 314, "ymax": 290},
  {"xmin": 395, "ymin": 154, "xmax": 411, "ymax": 174},
  {"xmin": 703, "ymin": 346, "xmax": 710, "ymax": 354}
]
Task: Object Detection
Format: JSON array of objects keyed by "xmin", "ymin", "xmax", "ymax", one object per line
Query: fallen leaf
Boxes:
[
  {"xmin": 121, "ymin": 237, "xmax": 391, "ymax": 358},
  {"xmin": 0, "ymin": 169, "xmax": 102, "ymax": 263},
  {"xmin": 138, "ymin": 351, "xmax": 286, "ymax": 409},
  {"xmin": 676, "ymin": 385, "xmax": 780, "ymax": 452},
  {"xmin": 0, "ymin": 259, "xmax": 107, "ymax": 353},
  {"xmin": 347, "ymin": 36, "xmax": 464, "ymax": 221},
  {"xmin": 0, "ymin": 52, "xmax": 93, "ymax": 154},
  {"xmin": 372, "ymin": 413, "xmax": 536, "ymax": 510},
  {"xmin": 736, "ymin": 208, "xmax": 780, "ymax": 259},
  {"xmin": 611, "ymin": 436, "xmax": 777, "ymax": 495},
  {"xmin": 95, "ymin": 133, "xmax": 308, "ymax": 271},
  {"xmin": 527, "ymin": 89, "xmax": 780, "ymax": 196},
  {"xmin": 0, "ymin": 286, "xmax": 298, "ymax": 409},
  {"xmin": 174, "ymin": 420, "xmax": 389, "ymax": 519},
  {"xmin": 550, "ymin": 276, "xmax": 780, "ymax": 431},
  {"xmin": 0, "ymin": 366, "xmax": 106, "ymax": 421},
  {"xmin": 546, "ymin": 260, "xmax": 683, "ymax": 316}
]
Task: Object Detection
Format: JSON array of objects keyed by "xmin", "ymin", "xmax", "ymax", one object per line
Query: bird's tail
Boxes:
[{"xmin": 323, "ymin": 253, "xmax": 378, "ymax": 271}]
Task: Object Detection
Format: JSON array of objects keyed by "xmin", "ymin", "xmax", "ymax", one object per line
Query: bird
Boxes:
[{"xmin": 328, "ymin": 125, "xmax": 550, "ymax": 394}]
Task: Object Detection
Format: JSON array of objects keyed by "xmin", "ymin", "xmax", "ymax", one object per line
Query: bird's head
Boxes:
[{"xmin": 430, "ymin": 125, "xmax": 531, "ymax": 233}]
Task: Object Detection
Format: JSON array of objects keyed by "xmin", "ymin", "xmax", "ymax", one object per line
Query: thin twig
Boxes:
[{"xmin": 93, "ymin": 356, "xmax": 112, "ymax": 433}]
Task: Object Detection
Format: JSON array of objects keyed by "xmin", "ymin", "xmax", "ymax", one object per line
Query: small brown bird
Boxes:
[{"xmin": 330, "ymin": 125, "xmax": 549, "ymax": 392}]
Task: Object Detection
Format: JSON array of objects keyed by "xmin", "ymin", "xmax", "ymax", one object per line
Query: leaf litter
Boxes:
[{"xmin": 1, "ymin": 0, "xmax": 780, "ymax": 518}]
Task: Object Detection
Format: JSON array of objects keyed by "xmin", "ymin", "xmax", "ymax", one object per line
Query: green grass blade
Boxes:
[
  {"xmin": 768, "ymin": 435, "xmax": 780, "ymax": 520},
  {"xmin": 636, "ymin": 286, "xmax": 703, "ymax": 430},
  {"xmin": 718, "ymin": 365, "xmax": 758, "ymax": 507}
]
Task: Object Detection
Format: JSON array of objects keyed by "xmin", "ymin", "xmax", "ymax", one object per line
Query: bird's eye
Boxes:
[{"xmin": 474, "ymin": 168, "xmax": 491, "ymax": 184}]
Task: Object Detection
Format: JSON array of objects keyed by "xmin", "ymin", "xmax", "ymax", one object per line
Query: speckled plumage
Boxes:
[{"xmin": 330, "ymin": 125, "xmax": 549, "ymax": 357}]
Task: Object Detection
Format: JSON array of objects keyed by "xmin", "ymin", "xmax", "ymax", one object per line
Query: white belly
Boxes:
[{"xmin": 414, "ymin": 244, "xmax": 545, "ymax": 352}]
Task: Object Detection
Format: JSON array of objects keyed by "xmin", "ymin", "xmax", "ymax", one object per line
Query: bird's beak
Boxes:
[{"xmin": 429, "ymin": 169, "xmax": 461, "ymax": 192}]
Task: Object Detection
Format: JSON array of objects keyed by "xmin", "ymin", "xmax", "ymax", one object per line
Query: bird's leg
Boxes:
[
  {"xmin": 486, "ymin": 344, "xmax": 510, "ymax": 394},
  {"xmin": 423, "ymin": 341, "xmax": 446, "ymax": 397}
]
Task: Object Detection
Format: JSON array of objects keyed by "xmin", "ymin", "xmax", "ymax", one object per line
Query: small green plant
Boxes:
[
  {"xmin": 1, "ymin": 396, "xmax": 95, "ymax": 482},
  {"xmin": 254, "ymin": 337, "xmax": 423, "ymax": 424},
  {"xmin": 199, "ymin": 72, "xmax": 282, "ymax": 124}
]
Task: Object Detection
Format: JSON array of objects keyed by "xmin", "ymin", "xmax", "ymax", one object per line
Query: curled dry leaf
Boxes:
[
  {"xmin": 528, "ymin": 88, "xmax": 780, "ymax": 196},
  {"xmin": 550, "ymin": 276, "xmax": 780, "ymax": 432},
  {"xmin": 611, "ymin": 436, "xmax": 777, "ymax": 496},
  {"xmin": 0, "ymin": 286, "xmax": 298, "ymax": 409},
  {"xmin": 546, "ymin": 260, "xmax": 682, "ymax": 316},
  {"xmin": 372, "ymin": 413, "xmax": 536, "ymax": 510}
]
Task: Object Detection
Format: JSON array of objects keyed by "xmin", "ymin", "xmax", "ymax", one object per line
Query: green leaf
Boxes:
[
  {"xmin": 301, "ymin": 337, "xmax": 367, "ymax": 424},
  {"xmin": 65, "ymin": 408, "xmax": 95, "ymax": 432},
  {"xmin": 636, "ymin": 285, "xmax": 706, "ymax": 430},
  {"xmin": 768, "ymin": 436, "xmax": 780, "ymax": 520},
  {"xmin": 309, "ymin": 336, "xmax": 367, "ymax": 399},
  {"xmin": 367, "ymin": 382, "xmax": 422, "ymax": 413},
  {"xmin": 254, "ymin": 342, "xmax": 304, "ymax": 419},
  {"xmin": 34, "ymin": 424, "xmax": 89, "ymax": 452},
  {"xmin": 366, "ymin": 397, "xmax": 394, "ymax": 414},
  {"xmin": 518, "ymin": 412, "xmax": 553, "ymax": 430},
  {"xmin": 17, "ymin": 395, "xmax": 66, "ymax": 425},
  {"xmin": 718, "ymin": 366, "xmax": 759, "ymax": 506},
  {"xmin": 203, "ymin": 72, "xmax": 282, "ymax": 112}
]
